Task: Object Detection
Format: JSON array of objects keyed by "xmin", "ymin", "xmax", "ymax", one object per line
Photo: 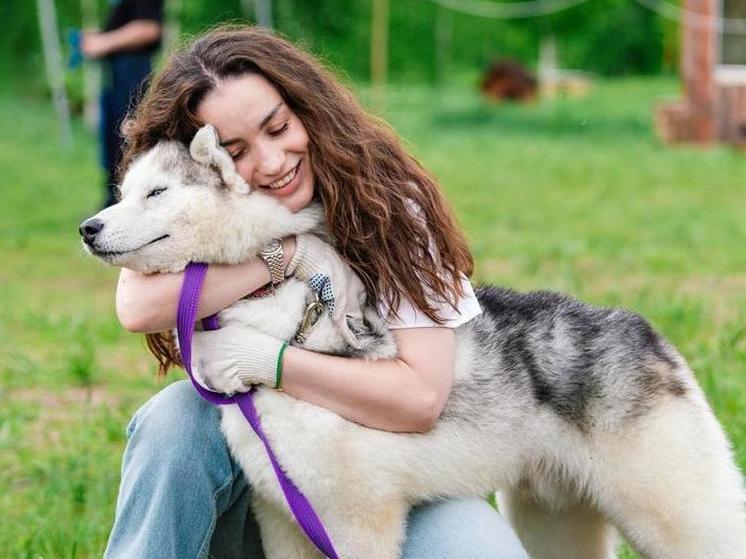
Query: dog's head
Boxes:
[{"xmin": 79, "ymin": 125, "xmax": 322, "ymax": 273}]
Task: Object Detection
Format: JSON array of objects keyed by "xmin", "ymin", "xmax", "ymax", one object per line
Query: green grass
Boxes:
[{"xmin": 1, "ymin": 77, "xmax": 744, "ymax": 557}]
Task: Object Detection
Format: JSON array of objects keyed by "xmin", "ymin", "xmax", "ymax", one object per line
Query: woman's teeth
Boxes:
[{"xmin": 268, "ymin": 165, "xmax": 298, "ymax": 190}]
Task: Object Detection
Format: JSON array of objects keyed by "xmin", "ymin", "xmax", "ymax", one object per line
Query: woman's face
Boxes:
[{"xmin": 196, "ymin": 73, "xmax": 314, "ymax": 213}]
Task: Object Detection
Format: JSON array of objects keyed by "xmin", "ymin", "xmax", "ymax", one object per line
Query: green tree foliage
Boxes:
[
  {"xmin": 1, "ymin": 0, "xmax": 674, "ymax": 91},
  {"xmin": 537, "ymin": 0, "xmax": 667, "ymax": 75}
]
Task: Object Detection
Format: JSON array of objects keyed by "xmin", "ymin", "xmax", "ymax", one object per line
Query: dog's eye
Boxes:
[{"xmin": 146, "ymin": 187, "xmax": 168, "ymax": 199}]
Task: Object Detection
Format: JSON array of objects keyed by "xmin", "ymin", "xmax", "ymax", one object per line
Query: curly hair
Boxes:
[{"xmin": 121, "ymin": 25, "xmax": 474, "ymax": 375}]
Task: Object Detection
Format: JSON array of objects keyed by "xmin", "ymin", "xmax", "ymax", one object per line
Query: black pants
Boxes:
[{"xmin": 100, "ymin": 53, "xmax": 153, "ymax": 207}]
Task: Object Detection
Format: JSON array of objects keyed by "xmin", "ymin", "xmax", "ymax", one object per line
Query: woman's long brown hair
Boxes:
[{"xmin": 122, "ymin": 25, "xmax": 474, "ymax": 376}]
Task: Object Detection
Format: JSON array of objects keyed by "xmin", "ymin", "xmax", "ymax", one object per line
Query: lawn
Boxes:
[{"xmin": 1, "ymin": 76, "xmax": 744, "ymax": 557}]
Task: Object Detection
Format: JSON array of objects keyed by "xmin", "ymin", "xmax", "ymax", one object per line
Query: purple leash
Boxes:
[{"xmin": 177, "ymin": 262, "xmax": 339, "ymax": 559}]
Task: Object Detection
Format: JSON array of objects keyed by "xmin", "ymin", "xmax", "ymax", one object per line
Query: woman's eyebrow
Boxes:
[
  {"xmin": 218, "ymin": 102, "xmax": 284, "ymax": 147},
  {"xmin": 259, "ymin": 102, "xmax": 284, "ymax": 130}
]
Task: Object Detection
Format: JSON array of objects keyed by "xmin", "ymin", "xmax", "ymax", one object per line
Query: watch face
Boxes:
[{"xmin": 262, "ymin": 239, "xmax": 281, "ymax": 254}]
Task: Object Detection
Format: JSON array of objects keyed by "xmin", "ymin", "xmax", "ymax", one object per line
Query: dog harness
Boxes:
[{"xmin": 178, "ymin": 262, "xmax": 339, "ymax": 558}]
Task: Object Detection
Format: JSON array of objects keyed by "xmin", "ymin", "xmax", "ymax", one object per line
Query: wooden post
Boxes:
[
  {"xmin": 240, "ymin": 0, "xmax": 253, "ymax": 19},
  {"xmin": 682, "ymin": 0, "xmax": 717, "ymax": 143},
  {"xmin": 36, "ymin": 0, "xmax": 73, "ymax": 147},
  {"xmin": 370, "ymin": 0, "xmax": 389, "ymax": 112}
]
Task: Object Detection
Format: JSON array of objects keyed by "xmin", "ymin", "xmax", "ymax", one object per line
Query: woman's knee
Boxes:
[
  {"xmin": 403, "ymin": 497, "xmax": 528, "ymax": 559},
  {"xmin": 126, "ymin": 380, "xmax": 224, "ymax": 460},
  {"xmin": 117, "ymin": 380, "xmax": 247, "ymax": 524}
]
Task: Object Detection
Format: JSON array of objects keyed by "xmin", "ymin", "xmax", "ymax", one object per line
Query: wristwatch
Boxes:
[{"xmin": 259, "ymin": 239, "xmax": 285, "ymax": 287}]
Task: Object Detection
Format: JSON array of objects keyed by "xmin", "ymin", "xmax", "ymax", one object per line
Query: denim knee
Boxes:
[
  {"xmin": 125, "ymin": 380, "xmax": 229, "ymax": 472},
  {"xmin": 106, "ymin": 381, "xmax": 247, "ymax": 559},
  {"xmin": 403, "ymin": 497, "xmax": 528, "ymax": 559}
]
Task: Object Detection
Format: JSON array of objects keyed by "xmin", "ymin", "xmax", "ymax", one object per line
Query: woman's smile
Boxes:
[{"xmin": 259, "ymin": 159, "xmax": 302, "ymax": 195}]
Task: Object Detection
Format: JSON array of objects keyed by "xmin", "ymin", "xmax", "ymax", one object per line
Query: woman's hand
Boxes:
[
  {"xmin": 81, "ymin": 31, "xmax": 111, "ymax": 59},
  {"xmin": 287, "ymin": 233, "xmax": 365, "ymax": 320},
  {"xmin": 191, "ymin": 322, "xmax": 285, "ymax": 395},
  {"xmin": 287, "ymin": 233, "xmax": 340, "ymax": 280}
]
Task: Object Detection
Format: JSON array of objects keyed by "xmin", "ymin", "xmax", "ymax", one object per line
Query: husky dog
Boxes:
[{"xmin": 81, "ymin": 125, "xmax": 745, "ymax": 559}]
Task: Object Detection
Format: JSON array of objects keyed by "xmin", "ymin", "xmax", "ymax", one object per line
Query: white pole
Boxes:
[
  {"xmin": 435, "ymin": 4, "xmax": 453, "ymax": 85},
  {"xmin": 36, "ymin": 0, "xmax": 73, "ymax": 147},
  {"xmin": 165, "ymin": 0, "xmax": 183, "ymax": 51},
  {"xmin": 255, "ymin": 0, "xmax": 273, "ymax": 29},
  {"xmin": 370, "ymin": 0, "xmax": 389, "ymax": 112},
  {"xmin": 81, "ymin": 0, "xmax": 100, "ymax": 132}
]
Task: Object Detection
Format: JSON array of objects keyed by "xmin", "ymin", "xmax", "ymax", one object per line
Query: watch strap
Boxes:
[{"xmin": 259, "ymin": 239, "xmax": 285, "ymax": 287}]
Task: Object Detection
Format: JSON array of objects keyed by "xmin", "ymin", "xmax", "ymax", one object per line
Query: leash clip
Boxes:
[{"xmin": 294, "ymin": 291, "xmax": 326, "ymax": 344}]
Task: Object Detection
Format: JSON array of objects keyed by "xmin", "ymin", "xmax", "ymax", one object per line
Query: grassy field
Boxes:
[{"xmin": 1, "ymin": 77, "xmax": 744, "ymax": 557}]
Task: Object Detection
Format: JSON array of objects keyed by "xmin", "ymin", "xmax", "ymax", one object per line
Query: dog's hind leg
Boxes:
[
  {"xmin": 254, "ymin": 494, "xmax": 408, "ymax": 559},
  {"xmin": 252, "ymin": 495, "xmax": 322, "ymax": 559},
  {"xmin": 324, "ymin": 498, "xmax": 409, "ymax": 559},
  {"xmin": 498, "ymin": 489, "xmax": 617, "ymax": 559},
  {"xmin": 591, "ymin": 396, "xmax": 746, "ymax": 559}
]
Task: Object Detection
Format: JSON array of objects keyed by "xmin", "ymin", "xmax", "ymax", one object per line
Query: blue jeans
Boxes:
[{"xmin": 104, "ymin": 381, "xmax": 528, "ymax": 558}]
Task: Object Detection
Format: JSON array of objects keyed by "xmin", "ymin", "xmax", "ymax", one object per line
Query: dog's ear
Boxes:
[
  {"xmin": 189, "ymin": 124, "xmax": 250, "ymax": 194},
  {"xmin": 340, "ymin": 307, "xmax": 396, "ymax": 360}
]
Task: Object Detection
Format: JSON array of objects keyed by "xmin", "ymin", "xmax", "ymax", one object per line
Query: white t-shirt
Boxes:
[
  {"xmin": 377, "ymin": 274, "xmax": 482, "ymax": 330},
  {"xmin": 378, "ymin": 196, "xmax": 481, "ymax": 329}
]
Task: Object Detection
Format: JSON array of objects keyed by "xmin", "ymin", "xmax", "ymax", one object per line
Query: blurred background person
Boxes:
[{"xmin": 82, "ymin": 0, "xmax": 164, "ymax": 208}]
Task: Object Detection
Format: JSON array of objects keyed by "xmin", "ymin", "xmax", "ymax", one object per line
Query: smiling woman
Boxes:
[{"xmin": 103, "ymin": 25, "xmax": 529, "ymax": 559}]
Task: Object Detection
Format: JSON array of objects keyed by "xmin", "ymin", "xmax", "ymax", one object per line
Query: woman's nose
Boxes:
[{"xmin": 254, "ymin": 143, "xmax": 285, "ymax": 180}]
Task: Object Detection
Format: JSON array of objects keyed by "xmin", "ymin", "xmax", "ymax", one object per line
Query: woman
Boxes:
[{"xmin": 106, "ymin": 26, "xmax": 528, "ymax": 558}]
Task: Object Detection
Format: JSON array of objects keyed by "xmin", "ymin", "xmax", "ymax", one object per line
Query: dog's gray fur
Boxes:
[
  {"xmin": 464, "ymin": 287, "xmax": 687, "ymax": 430},
  {"xmin": 82, "ymin": 126, "xmax": 746, "ymax": 559}
]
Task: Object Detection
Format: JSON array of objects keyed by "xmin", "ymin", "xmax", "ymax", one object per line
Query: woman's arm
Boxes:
[
  {"xmin": 280, "ymin": 327, "xmax": 455, "ymax": 433},
  {"xmin": 116, "ymin": 238, "xmax": 297, "ymax": 333},
  {"xmin": 82, "ymin": 20, "xmax": 161, "ymax": 59}
]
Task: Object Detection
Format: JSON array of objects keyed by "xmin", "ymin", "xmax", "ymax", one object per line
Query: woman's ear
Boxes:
[{"xmin": 189, "ymin": 124, "xmax": 250, "ymax": 194}]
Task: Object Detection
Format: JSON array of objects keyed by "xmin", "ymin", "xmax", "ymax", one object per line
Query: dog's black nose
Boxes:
[{"xmin": 79, "ymin": 218, "xmax": 104, "ymax": 244}]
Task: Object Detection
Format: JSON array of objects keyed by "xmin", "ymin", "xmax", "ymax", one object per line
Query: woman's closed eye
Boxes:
[
  {"xmin": 268, "ymin": 122, "xmax": 289, "ymax": 137},
  {"xmin": 227, "ymin": 122, "xmax": 289, "ymax": 160},
  {"xmin": 229, "ymin": 148, "xmax": 246, "ymax": 161}
]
